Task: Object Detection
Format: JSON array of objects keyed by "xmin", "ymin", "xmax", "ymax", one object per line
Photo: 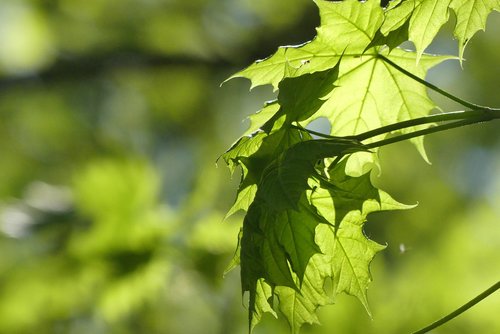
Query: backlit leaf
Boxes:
[
  {"xmin": 227, "ymin": 0, "xmax": 384, "ymax": 89},
  {"xmin": 222, "ymin": 0, "xmax": 496, "ymax": 332},
  {"xmin": 381, "ymin": 0, "xmax": 499, "ymax": 60},
  {"xmin": 450, "ymin": 0, "xmax": 500, "ymax": 59}
]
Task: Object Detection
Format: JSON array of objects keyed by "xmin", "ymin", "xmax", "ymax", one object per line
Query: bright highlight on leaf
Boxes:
[
  {"xmin": 222, "ymin": 0, "xmax": 499, "ymax": 332},
  {"xmin": 311, "ymin": 47, "xmax": 450, "ymax": 169}
]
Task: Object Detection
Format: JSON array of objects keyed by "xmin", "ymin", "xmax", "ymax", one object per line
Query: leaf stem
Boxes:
[
  {"xmin": 364, "ymin": 116, "xmax": 492, "ymax": 150},
  {"xmin": 355, "ymin": 109, "xmax": 498, "ymax": 141},
  {"xmin": 294, "ymin": 109, "xmax": 500, "ymax": 144},
  {"xmin": 291, "ymin": 124, "xmax": 350, "ymax": 139},
  {"xmin": 412, "ymin": 281, "xmax": 500, "ymax": 334},
  {"xmin": 378, "ymin": 54, "xmax": 488, "ymax": 110}
]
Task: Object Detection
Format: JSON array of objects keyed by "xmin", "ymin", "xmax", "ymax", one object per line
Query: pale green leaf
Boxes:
[
  {"xmin": 222, "ymin": 132, "xmax": 267, "ymax": 174},
  {"xmin": 243, "ymin": 161, "xmax": 413, "ymax": 331},
  {"xmin": 259, "ymin": 138, "xmax": 368, "ymax": 210},
  {"xmin": 275, "ymin": 257, "xmax": 332, "ymax": 334},
  {"xmin": 311, "ymin": 47, "xmax": 451, "ymax": 171},
  {"xmin": 315, "ymin": 47, "xmax": 447, "ymax": 136},
  {"xmin": 450, "ymin": 0, "xmax": 500, "ymax": 59},
  {"xmin": 368, "ymin": 20, "xmax": 409, "ymax": 51},
  {"xmin": 408, "ymin": 0, "xmax": 452, "ymax": 62},
  {"xmin": 224, "ymin": 228, "xmax": 242, "ymax": 275},
  {"xmin": 222, "ymin": 1, "xmax": 483, "ymax": 332},
  {"xmin": 242, "ymin": 101, "xmax": 280, "ymax": 136},
  {"xmin": 225, "ymin": 178, "xmax": 257, "ymax": 218},
  {"xmin": 381, "ymin": 0, "xmax": 416, "ymax": 35},
  {"xmin": 381, "ymin": 0, "xmax": 499, "ymax": 60},
  {"xmin": 227, "ymin": 0, "xmax": 385, "ymax": 89},
  {"xmin": 228, "ymin": 1, "xmax": 452, "ymax": 172},
  {"xmin": 250, "ymin": 279, "xmax": 278, "ymax": 331},
  {"xmin": 310, "ymin": 161, "xmax": 414, "ymax": 311}
]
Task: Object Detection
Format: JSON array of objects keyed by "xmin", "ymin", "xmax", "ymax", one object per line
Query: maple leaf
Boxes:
[
  {"xmin": 241, "ymin": 160, "xmax": 413, "ymax": 332},
  {"xmin": 226, "ymin": 0, "xmax": 385, "ymax": 89},
  {"xmin": 450, "ymin": 0, "xmax": 500, "ymax": 59},
  {"xmin": 380, "ymin": 0, "xmax": 415, "ymax": 36},
  {"xmin": 309, "ymin": 47, "xmax": 450, "ymax": 173},
  {"xmin": 222, "ymin": 3, "xmax": 432, "ymax": 330},
  {"xmin": 275, "ymin": 162, "xmax": 412, "ymax": 332},
  {"xmin": 222, "ymin": 67, "xmax": 340, "ymax": 216},
  {"xmin": 226, "ymin": 106, "xmax": 371, "ymax": 328},
  {"xmin": 222, "ymin": 128, "xmax": 305, "ymax": 216},
  {"xmin": 242, "ymin": 101, "xmax": 280, "ymax": 137},
  {"xmin": 276, "ymin": 66, "xmax": 339, "ymax": 123},
  {"xmin": 235, "ymin": 134, "xmax": 372, "ymax": 331},
  {"xmin": 222, "ymin": 0, "xmax": 499, "ymax": 332},
  {"xmin": 382, "ymin": 0, "xmax": 500, "ymax": 60},
  {"xmin": 227, "ymin": 0, "xmax": 451, "ymax": 174},
  {"xmin": 241, "ymin": 193, "xmax": 327, "ymax": 330},
  {"xmin": 407, "ymin": 0, "xmax": 452, "ymax": 62}
]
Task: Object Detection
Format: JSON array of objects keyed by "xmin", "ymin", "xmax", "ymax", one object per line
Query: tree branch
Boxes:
[
  {"xmin": 293, "ymin": 108, "xmax": 500, "ymax": 146},
  {"xmin": 412, "ymin": 281, "xmax": 500, "ymax": 334}
]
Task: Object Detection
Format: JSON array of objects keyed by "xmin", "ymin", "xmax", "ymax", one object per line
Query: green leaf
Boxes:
[
  {"xmin": 242, "ymin": 160, "xmax": 413, "ymax": 332},
  {"xmin": 222, "ymin": 133, "xmax": 268, "ymax": 218},
  {"xmin": 308, "ymin": 161, "xmax": 413, "ymax": 317},
  {"xmin": 259, "ymin": 138, "xmax": 368, "ymax": 210},
  {"xmin": 450, "ymin": 0, "xmax": 500, "ymax": 59},
  {"xmin": 240, "ymin": 139, "xmax": 370, "ymax": 330},
  {"xmin": 274, "ymin": 256, "xmax": 332, "ymax": 334},
  {"xmin": 381, "ymin": 0, "xmax": 500, "ymax": 60},
  {"xmin": 381, "ymin": 0, "xmax": 415, "ymax": 35},
  {"xmin": 368, "ymin": 20, "xmax": 410, "ymax": 50},
  {"xmin": 223, "ymin": 228, "xmax": 242, "ymax": 276},
  {"xmin": 310, "ymin": 47, "xmax": 450, "ymax": 172},
  {"xmin": 250, "ymin": 279, "xmax": 278, "ymax": 331},
  {"xmin": 222, "ymin": 132, "xmax": 267, "ymax": 174},
  {"xmin": 222, "ymin": 127, "xmax": 307, "ymax": 216},
  {"xmin": 241, "ymin": 194, "xmax": 326, "ymax": 306},
  {"xmin": 222, "ymin": 0, "xmax": 496, "ymax": 332},
  {"xmin": 242, "ymin": 101, "xmax": 280, "ymax": 136},
  {"xmin": 314, "ymin": 48, "xmax": 446, "ymax": 136},
  {"xmin": 227, "ymin": 0, "xmax": 385, "ymax": 89},
  {"xmin": 407, "ymin": 0, "xmax": 452, "ymax": 62},
  {"xmin": 227, "ymin": 0, "xmax": 451, "ymax": 172},
  {"xmin": 224, "ymin": 165, "xmax": 258, "ymax": 218},
  {"xmin": 276, "ymin": 67, "xmax": 339, "ymax": 123},
  {"xmin": 224, "ymin": 67, "xmax": 341, "ymax": 216}
]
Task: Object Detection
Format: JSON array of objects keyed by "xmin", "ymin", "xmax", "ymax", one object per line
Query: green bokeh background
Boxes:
[{"xmin": 0, "ymin": 1, "xmax": 498, "ymax": 333}]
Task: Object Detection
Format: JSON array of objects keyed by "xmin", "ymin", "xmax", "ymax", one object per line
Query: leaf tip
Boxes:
[
  {"xmin": 457, "ymin": 45, "xmax": 467, "ymax": 68},
  {"xmin": 221, "ymin": 73, "xmax": 238, "ymax": 87}
]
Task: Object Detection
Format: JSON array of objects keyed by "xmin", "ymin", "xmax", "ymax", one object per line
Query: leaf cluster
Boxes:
[{"xmin": 222, "ymin": 0, "xmax": 499, "ymax": 332}]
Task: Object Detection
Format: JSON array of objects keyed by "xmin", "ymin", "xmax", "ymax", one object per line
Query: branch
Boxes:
[
  {"xmin": 294, "ymin": 108, "xmax": 500, "ymax": 146},
  {"xmin": 412, "ymin": 281, "xmax": 500, "ymax": 334},
  {"xmin": 356, "ymin": 109, "xmax": 499, "ymax": 141},
  {"xmin": 291, "ymin": 124, "xmax": 352, "ymax": 140},
  {"xmin": 363, "ymin": 116, "xmax": 489, "ymax": 150}
]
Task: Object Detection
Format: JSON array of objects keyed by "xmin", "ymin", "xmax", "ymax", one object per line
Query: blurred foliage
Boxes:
[{"xmin": 0, "ymin": 0, "xmax": 498, "ymax": 333}]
